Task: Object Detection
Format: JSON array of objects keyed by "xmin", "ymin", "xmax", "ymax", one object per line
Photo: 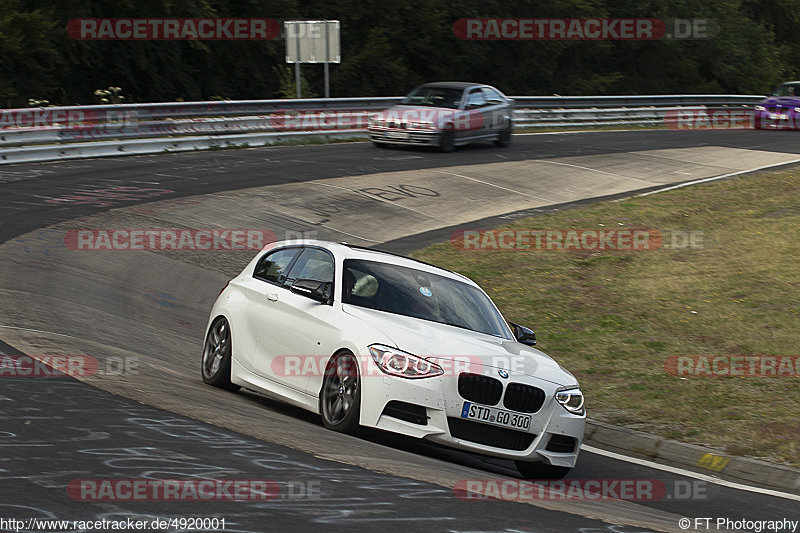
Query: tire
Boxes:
[
  {"xmin": 494, "ymin": 126, "xmax": 512, "ymax": 147},
  {"xmin": 372, "ymin": 141, "xmax": 394, "ymax": 148},
  {"xmin": 201, "ymin": 317, "xmax": 240, "ymax": 391},
  {"xmin": 439, "ymin": 128, "xmax": 455, "ymax": 153},
  {"xmin": 320, "ymin": 352, "xmax": 362, "ymax": 434},
  {"xmin": 515, "ymin": 461, "xmax": 571, "ymax": 480}
]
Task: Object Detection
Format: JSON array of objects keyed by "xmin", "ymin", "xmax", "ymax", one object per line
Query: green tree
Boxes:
[{"xmin": 0, "ymin": 0, "xmax": 63, "ymax": 107}]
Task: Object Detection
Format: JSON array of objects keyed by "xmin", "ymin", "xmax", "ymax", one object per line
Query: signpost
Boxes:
[{"xmin": 284, "ymin": 20, "xmax": 340, "ymax": 98}]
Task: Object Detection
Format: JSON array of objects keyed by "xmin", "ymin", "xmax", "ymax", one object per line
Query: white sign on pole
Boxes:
[{"xmin": 285, "ymin": 20, "xmax": 340, "ymax": 64}]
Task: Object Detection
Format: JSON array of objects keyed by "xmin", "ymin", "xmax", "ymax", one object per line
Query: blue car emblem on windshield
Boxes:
[
  {"xmin": 419, "ymin": 287, "xmax": 432, "ymax": 297},
  {"xmin": 498, "ymin": 369, "xmax": 509, "ymax": 379}
]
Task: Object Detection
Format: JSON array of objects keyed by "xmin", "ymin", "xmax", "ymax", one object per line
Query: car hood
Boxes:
[
  {"xmin": 373, "ymin": 105, "xmax": 461, "ymax": 126},
  {"xmin": 342, "ymin": 304, "xmax": 577, "ymax": 387},
  {"xmin": 758, "ymin": 96, "xmax": 800, "ymax": 107}
]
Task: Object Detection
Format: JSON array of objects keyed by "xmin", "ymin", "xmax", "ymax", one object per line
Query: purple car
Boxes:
[{"xmin": 754, "ymin": 81, "xmax": 800, "ymax": 130}]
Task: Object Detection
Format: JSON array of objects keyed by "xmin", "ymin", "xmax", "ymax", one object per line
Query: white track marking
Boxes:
[
  {"xmin": 429, "ymin": 169, "xmax": 557, "ymax": 202},
  {"xmin": 638, "ymin": 158, "xmax": 800, "ymax": 196},
  {"xmin": 536, "ymin": 159, "xmax": 659, "ymax": 186},
  {"xmin": 582, "ymin": 445, "xmax": 800, "ymax": 502}
]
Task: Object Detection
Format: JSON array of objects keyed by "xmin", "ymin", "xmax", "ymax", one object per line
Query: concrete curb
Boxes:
[{"xmin": 584, "ymin": 420, "xmax": 800, "ymax": 495}]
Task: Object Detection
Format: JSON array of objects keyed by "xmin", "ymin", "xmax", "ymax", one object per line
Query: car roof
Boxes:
[
  {"xmin": 268, "ymin": 240, "xmax": 473, "ymax": 284},
  {"xmin": 417, "ymin": 81, "xmax": 488, "ymax": 90}
]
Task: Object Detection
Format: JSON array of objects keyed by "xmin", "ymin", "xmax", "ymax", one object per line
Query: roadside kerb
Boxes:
[{"xmin": 584, "ymin": 420, "xmax": 800, "ymax": 494}]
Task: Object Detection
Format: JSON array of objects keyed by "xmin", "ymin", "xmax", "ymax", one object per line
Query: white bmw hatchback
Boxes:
[{"xmin": 202, "ymin": 240, "xmax": 585, "ymax": 478}]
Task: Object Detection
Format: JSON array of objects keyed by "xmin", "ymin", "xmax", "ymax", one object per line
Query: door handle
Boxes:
[{"xmin": 267, "ymin": 293, "xmax": 278, "ymax": 302}]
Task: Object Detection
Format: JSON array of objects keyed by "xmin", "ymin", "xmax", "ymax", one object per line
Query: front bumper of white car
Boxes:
[
  {"xmin": 367, "ymin": 125, "xmax": 443, "ymax": 146},
  {"xmin": 359, "ymin": 360, "xmax": 585, "ymax": 467}
]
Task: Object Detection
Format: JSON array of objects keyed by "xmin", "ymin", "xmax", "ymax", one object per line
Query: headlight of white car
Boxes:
[
  {"xmin": 555, "ymin": 388, "xmax": 585, "ymax": 415},
  {"xmin": 369, "ymin": 345, "xmax": 444, "ymax": 379},
  {"xmin": 754, "ymin": 105, "xmax": 766, "ymax": 111}
]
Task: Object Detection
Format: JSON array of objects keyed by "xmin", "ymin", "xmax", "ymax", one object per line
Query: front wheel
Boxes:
[
  {"xmin": 320, "ymin": 352, "xmax": 362, "ymax": 434},
  {"xmin": 494, "ymin": 127, "xmax": 512, "ymax": 147},
  {"xmin": 201, "ymin": 317, "xmax": 240, "ymax": 391},
  {"xmin": 439, "ymin": 128, "xmax": 455, "ymax": 153},
  {"xmin": 515, "ymin": 460, "xmax": 571, "ymax": 480}
]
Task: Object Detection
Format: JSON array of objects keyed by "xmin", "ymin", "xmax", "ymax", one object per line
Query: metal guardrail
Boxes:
[
  {"xmin": 510, "ymin": 94, "xmax": 764, "ymax": 108},
  {"xmin": 0, "ymin": 95, "xmax": 764, "ymax": 165}
]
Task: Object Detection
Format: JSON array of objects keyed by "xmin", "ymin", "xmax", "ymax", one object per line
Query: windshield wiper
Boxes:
[
  {"xmin": 441, "ymin": 320, "xmax": 505, "ymax": 339},
  {"xmin": 442, "ymin": 321, "xmax": 471, "ymax": 331}
]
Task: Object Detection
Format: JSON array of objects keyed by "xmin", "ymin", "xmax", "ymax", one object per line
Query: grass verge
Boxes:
[{"xmin": 411, "ymin": 168, "xmax": 800, "ymax": 467}]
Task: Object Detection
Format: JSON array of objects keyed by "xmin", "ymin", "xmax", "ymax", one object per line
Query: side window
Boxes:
[
  {"xmin": 465, "ymin": 89, "xmax": 487, "ymax": 109},
  {"xmin": 342, "ymin": 265, "xmax": 379, "ymax": 303},
  {"xmin": 482, "ymin": 87, "xmax": 505, "ymax": 105},
  {"xmin": 253, "ymin": 248, "xmax": 298, "ymax": 285},
  {"xmin": 284, "ymin": 248, "xmax": 334, "ymax": 287}
]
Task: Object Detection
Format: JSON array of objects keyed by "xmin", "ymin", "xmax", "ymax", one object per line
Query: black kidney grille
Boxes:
[
  {"xmin": 458, "ymin": 372, "xmax": 503, "ymax": 405},
  {"xmin": 503, "ymin": 382, "xmax": 546, "ymax": 413}
]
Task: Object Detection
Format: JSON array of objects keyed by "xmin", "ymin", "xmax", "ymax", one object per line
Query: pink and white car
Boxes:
[{"xmin": 368, "ymin": 82, "xmax": 514, "ymax": 152}]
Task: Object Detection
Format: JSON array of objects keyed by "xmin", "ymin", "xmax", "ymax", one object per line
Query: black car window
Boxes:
[
  {"xmin": 482, "ymin": 87, "xmax": 505, "ymax": 105},
  {"xmin": 253, "ymin": 248, "xmax": 299, "ymax": 285},
  {"xmin": 774, "ymin": 83, "xmax": 800, "ymax": 97},
  {"xmin": 465, "ymin": 89, "xmax": 488, "ymax": 109},
  {"xmin": 342, "ymin": 259, "xmax": 512, "ymax": 339},
  {"xmin": 284, "ymin": 248, "xmax": 334, "ymax": 287},
  {"xmin": 400, "ymin": 87, "xmax": 463, "ymax": 109}
]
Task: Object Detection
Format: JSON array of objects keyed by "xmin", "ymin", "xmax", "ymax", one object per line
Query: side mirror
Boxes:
[
  {"xmin": 509, "ymin": 322, "xmax": 536, "ymax": 346},
  {"xmin": 291, "ymin": 279, "xmax": 332, "ymax": 304}
]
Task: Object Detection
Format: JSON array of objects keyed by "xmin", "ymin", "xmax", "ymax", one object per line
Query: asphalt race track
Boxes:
[{"xmin": 1, "ymin": 130, "xmax": 800, "ymax": 532}]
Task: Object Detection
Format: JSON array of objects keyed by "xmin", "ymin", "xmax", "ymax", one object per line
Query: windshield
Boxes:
[
  {"xmin": 400, "ymin": 87, "xmax": 464, "ymax": 109},
  {"xmin": 773, "ymin": 83, "xmax": 800, "ymax": 97},
  {"xmin": 342, "ymin": 259, "xmax": 512, "ymax": 339}
]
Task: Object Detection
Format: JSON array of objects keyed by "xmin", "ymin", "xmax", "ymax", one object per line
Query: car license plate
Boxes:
[
  {"xmin": 769, "ymin": 113, "xmax": 788, "ymax": 120},
  {"xmin": 460, "ymin": 402, "xmax": 531, "ymax": 431},
  {"xmin": 385, "ymin": 131, "xmax": 410, "ymax": 140}
]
